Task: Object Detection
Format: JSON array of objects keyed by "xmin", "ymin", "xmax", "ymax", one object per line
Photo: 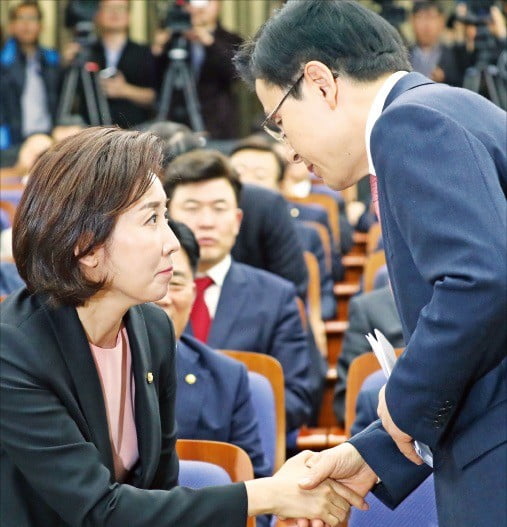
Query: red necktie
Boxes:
[{"xmin": 190, "ymin": 276, "xmax": 214, "ymax": 342}]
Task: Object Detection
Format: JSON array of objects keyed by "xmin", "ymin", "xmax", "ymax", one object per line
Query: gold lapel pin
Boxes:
[
  {"xmin": 146, "ymin": 372, "xmax": 154, "ymax": 384},
  {"xmin": 185, "ymin": 373, "xmax": 197, "ymax": 385}
]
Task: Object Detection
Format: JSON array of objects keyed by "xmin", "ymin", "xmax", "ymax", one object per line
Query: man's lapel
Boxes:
[
  {"xmin": 175, "ymin": 338, "xmax": 210, "ymax": 436},
  {"xmin": 207, "ymin": 262, "xmax": 249, "ymax": 349}
]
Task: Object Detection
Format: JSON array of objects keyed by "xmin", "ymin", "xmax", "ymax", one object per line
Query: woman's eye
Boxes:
[{"xmin": 147, "ymin": 213, "xmax": 157, "ymax": 224}]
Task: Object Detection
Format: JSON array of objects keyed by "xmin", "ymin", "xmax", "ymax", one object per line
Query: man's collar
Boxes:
[
  {"xmin": 197, "ymin": 254, "xmax": 232, "ymax": 287},
  {"xmin": 365, "ymin": 71, "xmax": 409, "ymax": 175}
]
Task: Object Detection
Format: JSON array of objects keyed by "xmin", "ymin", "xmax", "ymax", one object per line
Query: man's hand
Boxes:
[
  {"xmin": 100, "ymin": 71, "xmax": 129, "ymax": 99},
  {"xmin": 292, "ymin": 443, "xmax": 377, "ymax": 527},
  {"xmin": 184, "ymin": 25, "xmax": 214, "ymax": 46},
  {"xmin": 377, "ymin": 385, "xmax": 423, "ymax": 465}
]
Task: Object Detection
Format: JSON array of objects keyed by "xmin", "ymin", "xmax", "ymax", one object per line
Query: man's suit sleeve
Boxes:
[
  {"xmin": 333, "ymin": 295, "xmax": 371, "ymax": 424},
  {"xmin": 349, "ymin": 422, "xmax": 432, "ymax": 508},
  {"xmin": 372, "ymin": 104, "xmax": 507, "ymax": 448},
  {"xmin": 0, "ymin": 325, "xmax": 247, "ymax": 527}
]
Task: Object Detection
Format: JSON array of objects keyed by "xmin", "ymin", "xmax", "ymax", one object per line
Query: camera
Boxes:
[
  {"xmin": 456, "ymin": 0, "xmax": 496, "ymax": 25},
  {"xmin": 166, "ymin": 0, "xmax": 192, "ymax": 34}
]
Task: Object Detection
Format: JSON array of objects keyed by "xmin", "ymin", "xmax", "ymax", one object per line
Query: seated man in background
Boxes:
[
  {"xmin": 150, "ymin": 122, "xmax": 309, "ymax": 300},
  {"xmin": 155, "ymin": 219, "xmax": 271, "ymax": 480},
  {"xmin": 163, "ymin": 149, "xmax": 316, "ymax": 432},
  {"xmin": 333, "ymin": 285, "xmax": 404, "ymax": 426},
  {"xmin": 230, "ymin": 137, "xmax": 336, "ymax": 320},
  {"xmin": 63, "ymin": 0, "xmax": 156, "ymax": 128},
  {"xmin": 280, "ymin": 155, "xmax": 353, "ymax": 255},
  {"xmin": 0, "ymin": 1, "xmax": 61, "ymax": 149}
]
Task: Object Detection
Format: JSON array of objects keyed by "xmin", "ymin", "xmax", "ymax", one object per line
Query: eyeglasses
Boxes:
[{"xmin": 261, "ymin": 73, "xmax": 304, "ymax": 143}]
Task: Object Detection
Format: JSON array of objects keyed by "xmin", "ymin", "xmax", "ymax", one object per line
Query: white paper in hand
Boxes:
[{"xmin": 366, "ymin": 329, "xmax": 434, "ymax": 468}]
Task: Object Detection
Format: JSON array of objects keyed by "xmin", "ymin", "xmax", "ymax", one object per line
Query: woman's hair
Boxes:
[{"xmin": 13, "ymin": 127, "xmax": 164, "ymax": 307}]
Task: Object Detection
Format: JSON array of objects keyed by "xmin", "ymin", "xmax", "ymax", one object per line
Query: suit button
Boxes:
[{"xmin": 290, "ymin": 207, "xmax": 300, "ymax": 218}]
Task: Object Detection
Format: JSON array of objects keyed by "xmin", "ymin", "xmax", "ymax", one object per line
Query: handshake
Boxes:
[{"xmin": 245, "ymin": 442, "xmax": 378, "ymax": 527}]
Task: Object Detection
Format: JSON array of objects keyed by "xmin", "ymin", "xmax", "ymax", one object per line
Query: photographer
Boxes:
[
  {"xmin": 63, "ymin": 0, "xmax": 156, "ymax": 128},
  {"xmin": 154, "ymin": 0, "xmax": 243, "ymax": 139},
  {"xmin": 451, "ymin": 2, "xmax": 507, "ymax": 86}
]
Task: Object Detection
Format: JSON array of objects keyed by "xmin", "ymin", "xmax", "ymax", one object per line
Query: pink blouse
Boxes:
[{"xmin": 89, "ymin": 327, "xmax": 139, "ymax": 482}]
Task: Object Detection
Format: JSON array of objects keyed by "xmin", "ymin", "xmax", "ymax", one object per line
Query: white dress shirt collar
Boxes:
[
  {"xmin": 364, "ymin": 71, "xmax": 409, "ymax": 175},
  {"xmin": 198, "ymin": 254, "xmax": 232, "ymax": 288}
]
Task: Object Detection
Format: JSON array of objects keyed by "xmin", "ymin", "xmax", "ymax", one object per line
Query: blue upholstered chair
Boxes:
[
  {"xmin": 248, "ymin": 371, "xmax": 276, "ymax": 474},
  {"xmin": 349, "ymin": 474, "xmax": 438, "ymax": 527},
  {"xmin": 178, "ymin": 460, "xmax": 231, "ymax": 488}
]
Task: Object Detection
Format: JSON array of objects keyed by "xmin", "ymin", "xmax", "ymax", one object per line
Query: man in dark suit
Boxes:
[
  {"xmin": 235, "ymin": 1, "xmax": 506, "ymax": 525},
  {"xmin": 333, "ymin": 286, "xmax": 404, "ymax": 426},
  {"xmin": 163, "ymin": 150, "xmax": 316, "ymax": 432},
  {"xmin": 230, "ymin": 139, "xmax": 337, "ymax": 315},
  {"xmin": 154, "ymin": 219, "xmax": 271, "ymax": 479},
  {"xmin": 155, "ymin": 0, "xmax": 242, "ymax": 139}
]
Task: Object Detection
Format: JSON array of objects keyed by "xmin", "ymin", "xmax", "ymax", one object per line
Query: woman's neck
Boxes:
[{"xmin": 76, "ymin": 294, "xmax": 128, "ymax": 348}]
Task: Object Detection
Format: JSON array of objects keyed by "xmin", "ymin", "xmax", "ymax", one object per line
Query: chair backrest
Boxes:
[
  {"xmin": 286, "ymin": 194, "xmax": 341, "ymax": 248},
  {"xmin": 349, "ymin": 475, "xmax": 438, "ymax": 527},
  {"xmin": 247, "ymin": 371, "xmax": 276, "ymax": 474},
  {"xmin": 219, "ymin": 350, "xmax": 286, "ymax": 471},
  {"xmin": 176, "ymin": 439, "xmax": 256, "ymax": 527},
  {"xmin": 0, "ymin": 200, "xmax": 17, "ymax": 226},
  {"xmin": 363, "ymin": 250, "xmax": 387, "ymax": 293},
  {"xmin": 366, "ymin": 222, "xmax": 382, "ymax": 254},
  {"xmin": 303, "ymin": 251, "xmax": 327, "ymax": 356},
  {"xmin": 344, "ymin": 349, "xmax": 403, "ymax": 437},
  {"xmin": 179, "ymin": 460, "xmax": 232, "ymax": 488},
  {"xmin": 303, "ymin": 220, "xmax": 332, "ymax": 274}
]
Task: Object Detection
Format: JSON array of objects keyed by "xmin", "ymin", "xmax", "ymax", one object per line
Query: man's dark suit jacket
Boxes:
[
  {"xmin": 185, "ymin": 260, "xmax": 314, "ymax": 431},
  {"xmin": 0, "ymin": 289, "xmax": 247, "ymax": 527},
  {"xmin": 333, "ymin": 286, "xmax": 404, "ymax": 425},
  {"xmin": 349, "ymin": 73, "xmax": 507, "ymax": 527},
  {"xmin": 176, "ymin": 334, "xmax": 271, "ymax": 478},
  {"xmin": 157, "ymin": 24, "xmax": 242, "ymax": 139},
  {"xmin": 233, "ymin": 184, "xmax": 308, "ymax": 299},
  {"xmin": 294, "ymin": 221, "xmax": 336, "ymax": 320}
]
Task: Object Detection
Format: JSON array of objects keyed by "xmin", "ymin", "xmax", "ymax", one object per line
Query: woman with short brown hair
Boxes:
[{"xmin": 0, "ymin": 127, "xmax": 365, "ymax": 527}]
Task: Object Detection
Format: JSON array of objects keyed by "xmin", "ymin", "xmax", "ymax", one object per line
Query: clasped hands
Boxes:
[
  {"xmin": 270, "ymin": 444, "xmax": 376, "ymax": 527},
  {"xmin": 272, "ymin": 389, "xmax": 423, "ymax": 526}
]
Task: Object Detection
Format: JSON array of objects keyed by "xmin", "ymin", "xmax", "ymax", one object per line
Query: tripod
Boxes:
[
  {"xmin": 57, "ymin": 46, "xmax": 112, "ymax": 126},
  {"xmin": 155, "ymin": 35, "xmax": 205, "ymax": 132},
  {"xmin": 463, "ymin": 63, "xmax": 506, "ymax": 109}
]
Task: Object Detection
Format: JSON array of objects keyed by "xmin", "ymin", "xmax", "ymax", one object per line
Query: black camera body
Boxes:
[
  {"xmin": 457, "ymin": 0, "xmax": 495, "ymax": 25},
  {"xmin": 166, "ymin": 0, "xmax": 192, "ymax": 34}
]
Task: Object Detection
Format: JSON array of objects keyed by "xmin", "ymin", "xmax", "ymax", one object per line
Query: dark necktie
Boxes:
[{"xmin": 190, "ymin": 276, "xmax": 214, "ymax": 342}]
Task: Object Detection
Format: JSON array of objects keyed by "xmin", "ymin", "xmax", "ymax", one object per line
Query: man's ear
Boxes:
[
  {"xmin": 234, "ymin": 208, "xmax": 244, "ymax": 235},
  {"xmin": 303, "ymin": 61, "xmax": 338, "ymax": 110}
]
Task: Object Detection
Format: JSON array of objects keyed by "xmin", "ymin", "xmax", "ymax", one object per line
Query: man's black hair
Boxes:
[
  {"xmin": 163, "ymin": 149, "xmax": 242, "ymax": 205},
  {"xmin": 168, "ymin": 219, "xmax": 200, "ymax": 276},
  {"xmin": 234, "ymin": 0, "xmax": 411, "ymax": 94},
  {"xmin": 230, "ymin": 136, "xmax": 286, "ymax": 182}
]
